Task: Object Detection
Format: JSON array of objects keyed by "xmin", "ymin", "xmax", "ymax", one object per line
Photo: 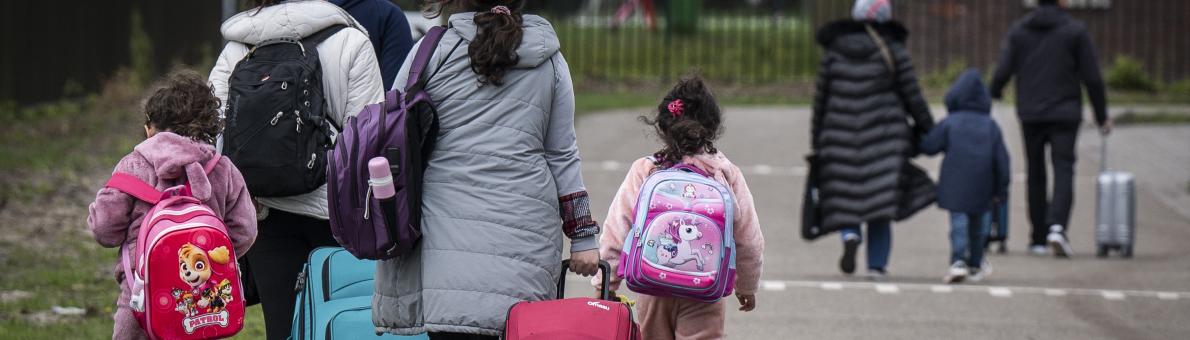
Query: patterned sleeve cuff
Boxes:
[{"xmin": 560, "ymin": 191, "xmax": 600, "ymax": 239}]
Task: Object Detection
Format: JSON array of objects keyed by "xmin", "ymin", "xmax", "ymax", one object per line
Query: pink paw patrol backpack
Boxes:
[
  {"xmin": 105, "ymin": 156, "xmax": 244, "ymax": 339},
  {"xmin": 617, "ymin": 162, "xmax": 736, "ymax": 302}
]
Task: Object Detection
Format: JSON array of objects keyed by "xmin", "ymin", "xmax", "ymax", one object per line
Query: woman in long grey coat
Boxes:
[
  {"xmin": 811, "ymin": 0, "xmax": 935, "ymax": 279},
  {"xmin": 373, "ymin": 1, "xmax": 600, "ymax": 338}
]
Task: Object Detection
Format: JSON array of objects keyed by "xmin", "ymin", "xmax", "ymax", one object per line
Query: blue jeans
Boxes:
[
  {"xmin": 950, "ymin": 212, "xmax": 991, "ymax": 268},
  {"xmin": 839, "ymin": 221, "xmax": 892, "ymax": 271},
  {"xmin": 987, "ymin": 200, "xmax": 1010, "ymax": 242}
]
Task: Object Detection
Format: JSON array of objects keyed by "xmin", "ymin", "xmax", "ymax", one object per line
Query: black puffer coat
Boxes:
[{"xmin": 811, "ymin": 19, "xmax": 935, "ymax": 229}]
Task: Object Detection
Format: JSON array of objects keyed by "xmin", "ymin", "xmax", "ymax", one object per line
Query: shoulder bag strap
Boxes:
[{"xmin": 865, "ymin": 24, "xmax": 896, "ymax": 74}]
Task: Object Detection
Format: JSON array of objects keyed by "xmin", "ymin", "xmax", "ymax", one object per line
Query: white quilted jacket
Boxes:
[{"xmin": 208, "ymin": 0, "xmax": 384, "ymax": 219}]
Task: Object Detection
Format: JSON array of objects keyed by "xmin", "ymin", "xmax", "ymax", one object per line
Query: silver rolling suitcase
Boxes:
[{"xmin": 1095, "ymin": 136, "xmax": 1136, "ymax": 258}]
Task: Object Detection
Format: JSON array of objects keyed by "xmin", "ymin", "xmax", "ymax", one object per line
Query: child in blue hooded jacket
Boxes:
[{"xmin": 922, "ymin": 69, "xmax": 1011, "ymax": 284}]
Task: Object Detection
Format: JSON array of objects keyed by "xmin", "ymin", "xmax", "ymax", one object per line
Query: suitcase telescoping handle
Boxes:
[
  {"xmin": 1100, "ymin": 134, "xmax": 1109, "ymax": 173},
  {"xmin": 559, "ymin": 260, "xmax": 612, "ymax": 301}
]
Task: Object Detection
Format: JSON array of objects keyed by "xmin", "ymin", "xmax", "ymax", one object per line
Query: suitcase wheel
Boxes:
[{"xmin": 1096, "ymin": 245, "xmax": 1109, "ymax": 258}]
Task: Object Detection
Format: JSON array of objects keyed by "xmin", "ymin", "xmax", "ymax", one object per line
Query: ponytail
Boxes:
[
  {"xmin": 422, "ymin": 0, "xmax": 526, "ymax": 86},
  {"xmin": 641, "ymin": 76, "xmax": 724, "ymax": 165}
]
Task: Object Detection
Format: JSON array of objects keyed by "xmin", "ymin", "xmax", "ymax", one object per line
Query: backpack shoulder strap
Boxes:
[
  {"xmin": 106, "ymin": 173, "xmax": 162, "ymax": 204},
  {"xmin": 405, "ymin": 26, "xmax": 450, "ymax": 91},
  {"xmin": 202, "ymin": 154, "xmax": 221, "ymax": 174},
  {"xmin": 302, "ymin": 24, "xmax": 349, "ymax": 47}
]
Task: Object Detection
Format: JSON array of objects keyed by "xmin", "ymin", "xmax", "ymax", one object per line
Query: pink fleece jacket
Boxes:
[
  {"xmin": 87, "ymin": 132, "xmax": 258, "ymax": 301},
  {"xmin": 595, "ymin": 152, "xmax": 765, "ymax": 295}
]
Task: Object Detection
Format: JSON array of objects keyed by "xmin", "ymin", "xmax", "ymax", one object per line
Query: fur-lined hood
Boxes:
[{"xmin": 815, "ymin": 19, "xmax": 909, "ymax": 47}]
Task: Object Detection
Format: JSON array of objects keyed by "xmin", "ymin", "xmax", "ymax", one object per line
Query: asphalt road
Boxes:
[{"xmin": 563, "ymin": 106, "xmax": 1190, "ymax": 340}]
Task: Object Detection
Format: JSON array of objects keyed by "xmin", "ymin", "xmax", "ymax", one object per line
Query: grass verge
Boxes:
[
  {"xmin": 0, "ymin": 69, "xmax": 267, "ymax": 339},
  {"xmin": 1113, "ymin": 111, "xmax": 1190, "ymax": 126}
]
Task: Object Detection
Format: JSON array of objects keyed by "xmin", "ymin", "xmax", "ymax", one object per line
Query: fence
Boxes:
[
  {"xmin": 5, "ymin": 0, "xmax": 1189, "ymax": 104},
  {"xmin": 531, "ymin": 0, "xmax": 1190, "ymax": 88},
  {"xmin": 541, "ymin": 1, "xmax": 819, "ymax": 85}
]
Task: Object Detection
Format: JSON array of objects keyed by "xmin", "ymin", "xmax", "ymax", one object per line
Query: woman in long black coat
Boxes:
[{"xmin": 811, "ymin": 0, "xmax": 935, "ymax": 278}]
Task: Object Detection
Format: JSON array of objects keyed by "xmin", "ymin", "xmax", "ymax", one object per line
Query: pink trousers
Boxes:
[{"xmin": 635, "ymin": 295, "xmax": 726, "ymax": 340}]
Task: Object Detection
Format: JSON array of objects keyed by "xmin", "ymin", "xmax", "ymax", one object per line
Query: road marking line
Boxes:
[
  {"xmin": 761, "ymin": 281, "xmax": 787, "ymax": 291},
  {"xmin": 988, "ymin": 287, "xmax": 1013, "ymax": 298},
  {"xmin": 931, "ymin": 285, "xmax": 954, "ymax": 293},
  {"xmin": 565, "ymin": 276, "xmax": 1190, "ymax": 302},
  {"xmin": 820, "ymin": 282, "xmax": 843, "ymax": 291},
  {"xmin": 1102, "ymin": 290, "xmax": 1126, "ymax": 301},
  {"xmin": 585, "ymin": 161, "xmax": 1036, "ymax": 180},
  {"xmin": 600, "ymin": 160, "xmax": 621, "ymax": 171},
  {"xmin": 875, "ymin": 284, "xmax": 900, "ymax": 294},
  {"xmin": 1044, "ymin": 289, "xmax": 1068, "ymax": 297}
]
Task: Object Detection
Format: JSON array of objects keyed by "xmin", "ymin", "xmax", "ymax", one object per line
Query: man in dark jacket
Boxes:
[
  {"xmin": 922, "ymin": 69, "xmax": 1011, "ymax": 283},
  {"xmin": 990, "ymin": 0, "xmax": 1111, "ymax": 258},
  {"xmin": 812, "ymin": 0, "xmax": 935, "ymax": 279},
  {"xmin": 331, "ymin": 0, "xmax": 415, "ymax": 90}
]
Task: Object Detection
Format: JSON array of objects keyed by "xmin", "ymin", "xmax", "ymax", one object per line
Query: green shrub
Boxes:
[
  {"xmin": 1106, "ymin": 56, "xmax": 1156, "ymax": 92},
  {"xmin": 1167, "ymin": 78, "xmax": 1190, "ymax": 98},
  {"xmin": 925, "ymin": 61, "xmax": 968, "ymax": 89},
  {"xmin": 128, "ymin": 8, "xmax": 154, "ymax": 88}
]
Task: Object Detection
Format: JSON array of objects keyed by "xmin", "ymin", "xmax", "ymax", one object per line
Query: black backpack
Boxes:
[{"xmin": 222, "ymin": 25, "xmax": 347, "ymax": 197}]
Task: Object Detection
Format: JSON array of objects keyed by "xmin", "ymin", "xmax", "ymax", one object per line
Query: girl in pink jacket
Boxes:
[
  {"xmin": 596, "ymin": 77, "xmax": 765, "ymax": 340},
  {"xmin": 87, "ymin": 70, "xmax": 257, "ymax": 340}
]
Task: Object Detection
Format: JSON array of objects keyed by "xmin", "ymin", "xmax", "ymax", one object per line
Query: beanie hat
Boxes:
[{"xmin": 852, "ymin": 0, "xmax": 892, "ymax": 23}]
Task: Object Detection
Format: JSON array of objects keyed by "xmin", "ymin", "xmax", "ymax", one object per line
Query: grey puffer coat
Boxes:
[
  {"xmin": 373, "ymin": 13, "xmax": 595, "ymax": 336},
  {"xmin": 811, "ymin": 19, "xmax": 935, "ymax": 229}
]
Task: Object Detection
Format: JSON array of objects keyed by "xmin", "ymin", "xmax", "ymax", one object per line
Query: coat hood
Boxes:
[
  {"xmin": 1024, "ymin": 5, "xmax": 1069, "ymax": 31},
  {"xmin": 221, "ymin": 0, "xmax": 365, "ymax": 45},
  {"xmin": 132, "ymin": 132, "xmax": 218, "ymax": 200},
  {"xmin": 816, "ymin": 20, "xmax": 907, "ymax": 58},
  {"xmin": 678, "ymin": 152, "xmax": 739, "ymax": 186},
  {"xmin": 448, "ymin": 12, "xmax": 561, "ymax": 69},
  {"xmin": 945, "ymin": 69, "xmax": 992, "ymax": 114}
]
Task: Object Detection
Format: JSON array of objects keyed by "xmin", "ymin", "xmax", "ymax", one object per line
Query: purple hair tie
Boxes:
[
  {"xmin": 667, "ymin": 99, "xmax": 684, "ymax": 118},
  {"xmin": 490, "ymin": 5, "xmax": 511, "ymax": 15}
]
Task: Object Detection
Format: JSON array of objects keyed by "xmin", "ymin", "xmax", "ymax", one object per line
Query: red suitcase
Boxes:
[{"xmin": 504, "ymin": 260, "xmax": 640, "ymax": 340}]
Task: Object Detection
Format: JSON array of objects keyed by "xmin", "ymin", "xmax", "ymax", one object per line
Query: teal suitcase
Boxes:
[{"xmin": 289, "ymin": 247, "xmax": 427, "ymax": 339}]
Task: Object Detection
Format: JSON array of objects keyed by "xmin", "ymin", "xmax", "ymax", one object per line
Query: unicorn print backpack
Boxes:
[{"xmin": 617, "ymin": 162, "xmax": 736, "ymax": 302}]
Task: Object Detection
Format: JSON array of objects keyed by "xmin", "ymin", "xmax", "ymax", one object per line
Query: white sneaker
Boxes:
[
  {"xmin": 1047, "ymin": 225, "xmax": 1073, "ymax": 258},
  {"xmin": 944, "ymin": 261, "xmax": 968, "ymax": 284},
  {"xmin": 969, "ymin": 261, "xmax": 992, "ymax": 282},
  {"xmin": 1029, "ymin": 245, "xmax": 1049, "ymax": 256},
  {"xmin": 866, "ymin": 269, "xmax": 888, "ymax": 282}
]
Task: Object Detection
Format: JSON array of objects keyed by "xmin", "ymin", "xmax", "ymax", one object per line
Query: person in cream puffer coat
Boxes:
[{"xmin": 207, "ymin": 1, "xmax": 383, "ymax": 338}]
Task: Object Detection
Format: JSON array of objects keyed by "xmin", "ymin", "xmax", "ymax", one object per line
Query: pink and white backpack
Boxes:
[
  {"xmin": 617, "ymin": 162, "xmax": 736, "ymax": 302},
  {"xmin": 105, "ymin": 156, "xmax": 244, "ymax": 339}
]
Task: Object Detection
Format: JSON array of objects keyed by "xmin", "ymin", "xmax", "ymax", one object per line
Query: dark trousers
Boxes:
[
  {"xmin": 428, "ymin": 333, "xmax": 498, "ymax": 340},
  {"xmin": 246, "ymin": 209, "xmax": 340, "ymax": 340},
  {"xmin": 1021, "ymin": 121, "xmax": 1080, "ymax": 246}
]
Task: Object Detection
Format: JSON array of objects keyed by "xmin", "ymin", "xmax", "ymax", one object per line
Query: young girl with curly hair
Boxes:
[
  {"xmin": 88, "ymin": 70, "xmax": 257, "ymax": 340},
  {"xmin": 596, "ymin": 76, "xmax": 766, "ymax": 340}
]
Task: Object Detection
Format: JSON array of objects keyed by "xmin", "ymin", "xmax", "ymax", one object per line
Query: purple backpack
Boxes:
[
  {"xmin": 327, "ymin": 26, "xmax": 458, "ymax": 260},
  {"xmin": 617, "ymin": 163, "xmax": 737, "ymax": 302}
]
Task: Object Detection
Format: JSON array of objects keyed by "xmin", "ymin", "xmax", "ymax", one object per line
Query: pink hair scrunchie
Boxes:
[
  {"xmin": 667, "ymin": 99, "xmax": 685, "ymax": 118},
  {"xmin": 490, "ymin": 5, "xmax": 511, "ymax": 15}
]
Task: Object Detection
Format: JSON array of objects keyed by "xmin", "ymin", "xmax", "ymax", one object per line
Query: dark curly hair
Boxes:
[
  {"xmin": 142, "ymin": 69, "xmax": 223, "ymax": 144},
  {"xmin": 423, "ymin": 0, "xmax": 526, "ymax": 86},
  {"xmin": 642, "ymin": 76, "xmax": 723, "ymax": 165}
]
